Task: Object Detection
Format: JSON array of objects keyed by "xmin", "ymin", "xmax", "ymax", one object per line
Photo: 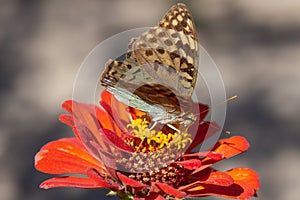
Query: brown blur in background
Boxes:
[{"xmin": 1, "ymin": 0, "xmax": 300, "ymax": 200}]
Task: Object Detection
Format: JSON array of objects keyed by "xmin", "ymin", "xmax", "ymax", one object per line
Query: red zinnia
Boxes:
[{"xmin": 35, "ymin": 90, "xmax": 259, "ymax": 199}]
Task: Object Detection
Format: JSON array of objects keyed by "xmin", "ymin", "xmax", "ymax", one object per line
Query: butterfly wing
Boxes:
[
  {"xmin": 130, "ymin": 3, "xmax": 199, "ymax": 98},
  {"xmin": 100, "ymin": 3, "xmax": 198, "ymax": 123}
]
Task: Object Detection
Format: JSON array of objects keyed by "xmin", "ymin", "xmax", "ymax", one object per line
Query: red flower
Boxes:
[{"xmin": 35, "ymin": 90, "xmax": 259, "ymax": 199}]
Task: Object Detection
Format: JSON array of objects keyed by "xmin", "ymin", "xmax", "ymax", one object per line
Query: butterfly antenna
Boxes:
[{"xmin": 194, "ymin": 95, "xmax": 238, "ymax": 117}]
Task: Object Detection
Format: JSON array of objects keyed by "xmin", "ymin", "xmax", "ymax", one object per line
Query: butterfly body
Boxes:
[{"xmin": 100, "ymin": 3, "xmax": 199, "ymax": 128}]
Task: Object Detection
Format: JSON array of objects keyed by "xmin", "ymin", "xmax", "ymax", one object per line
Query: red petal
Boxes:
[
  {"xmin": 226, "ymin": 168, "xmax": 260, "ymax": 191},
  {"xmin": 183, "ymin": 151, "xmax": 223, "ymax": 161},
  {"xmin": 100, "ymin": 90, "xmax": 147, "ymax": 131},
  {"xmin": 40, "ymin": 176, "xmax": 103, "ymax": 189},
  {"xmin": 117, "ymin": 172, "xmax": 148, "ymax": 187},
  {"xmin": 59, "ymin": 114, "xmax": 74, "ymax": 127},
  {"xmin": 86, "ymin": 168, "xmax": 120, "ymax": 190},
  {"xmin": 70, "ymin": 102, "xmax": 123, "ymax": 156},
  {"xmin": 180, "ymin": 169, "xmax": 233, "ymax": 191},
  {"xmin": 134, "ymin": 193, "xmax": 165, "ymax": 200},
  {"xmin": 146, "ymin": 193, "xmax": 165, "ymax": 200},
  {"xmin": 181, "ymin": 167, "xmax": 259, "ymax": 199},
  {"xmin": 186, "ymin": 122, "xmax": 220, "ymax": 153},
  {"xmin": 35, "ymin": 138, "xmax": 105, "ymax": 175},
  {"xmin": 127, "ymin": 107, "xmax": 147, "ymax": 120},
  {"xmin": 62, "ymin": 100, "xmax": 73, "ymax": 114},
  {"xmin": 212, "ymin": 136, "xmax": 250, "ymax": 159},
  {"xmin": 100, "ymin": 90, "xmax": 131, "ymax": 129},
  {"xmin": 190, "ymin": 168, "xmax": 258, "ymax": 200},
  {"xmin": 154, "ymin": 182, "xmax": 186, "ymax": 198},
  {"xmin": 95, "ymin": 106, "xmax": 124, "ymax": 138},
  {"xmin": 152, "ymin": 195, "xmax": 165, "ymax": 200},
  {"xmin": 175, "ymin": 159, "xmax": 201, "ymax": 170},
  {"xmin": 101, "ymin": 90, "xmax": 112, "ymax": 103},
  {"xmin": 63, "ymin": 97, "xmax": 125, "ymax": 139},
  {"xmin": 206, "ymin": 151, "xmax": 223, "ymax": 160},
  {"xmin": 183, "ymin": 183, "xmax": 244, "ymax": 198},
  {"xmin": 101, "ymin": 128, "xmax": 134, "ymax": 152},
  {"xmin": 201, "ymin": 171, "xmax": 234, "ymax": 186},
  {"xmin": 62, "ymin": 101, "xmax": 110, "ymax": 142},
  {"xmin": 194, "ymin": 103, "xmax": 209, "ymax": 121},
  {"xmin": 75, "ymin": 123, "xmax": 135, "ymax": 172},
  {"xmin": 194, "ymin": 136, "xmax": 249, "ymax": 172},
  {"xmin": 180, "ymin": 169, "xmax": 242, "ymax": 198},
  {"xmin": 40, "ymin": 170, "xmax": 120, "ymax": 190},
  {"xmin": 100, "ymin": 90, "xmax": 113, "ymax": 111},
  {"xmin": 71, "ymin": 101, "xmax": 101, "ymax": 139}
]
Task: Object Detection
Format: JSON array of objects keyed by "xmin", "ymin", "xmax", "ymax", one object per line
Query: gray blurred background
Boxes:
[{"xmin": 1, "ymin": 0, "xmax": 300, "ymax": 199}]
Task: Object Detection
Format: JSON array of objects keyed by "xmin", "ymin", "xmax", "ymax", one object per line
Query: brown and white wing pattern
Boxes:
[
  {"xmin": 130, "ymin": 3, "xmax": 199, "ymax": 97},
  {"xmin": 100, "ymin": 3, "xmax": 199, "ymax": 125}
]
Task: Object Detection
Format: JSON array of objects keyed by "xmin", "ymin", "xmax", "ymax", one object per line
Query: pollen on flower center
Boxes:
[
  {"xmin": 127, "ymin": 118, "xmax": 157, "ymax": 139},
  {"xmin": 126, "ymin": 118, "xmax": 191, "ymax": 152},
  {"xmin": 118, "ymin": 118, "xmax": 193, "ymax": 173}
]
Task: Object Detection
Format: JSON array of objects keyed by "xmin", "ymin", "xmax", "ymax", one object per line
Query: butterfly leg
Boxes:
[
  {"xmin": 149, "ymin": 121, "xmax": 158, "ymax": 130},
  {"xmin": 166, "ymin": 124, "xmax": 181, "ymax": 133},
  {"xmin": 127, "ymin": 110, "xmax": 133, "ymax": 122}
]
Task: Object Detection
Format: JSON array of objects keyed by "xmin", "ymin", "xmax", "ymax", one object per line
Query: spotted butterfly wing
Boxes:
[
  {"xmin": 131, "ymin": 3, "xmax": 199, "ymax": 97},
  {"xmin": 100, "ymin": 3, "xmax": 199, "ymax": 126}
]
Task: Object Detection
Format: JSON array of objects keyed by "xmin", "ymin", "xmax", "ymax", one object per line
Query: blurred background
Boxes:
[{"xmin": 1, "ymin": 0, "xmax": 300, "ymax": 199}]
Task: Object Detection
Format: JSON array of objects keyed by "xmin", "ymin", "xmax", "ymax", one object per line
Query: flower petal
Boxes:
[
  {"xmin": 180, "ymin": 169, "xmax": 234, "ymax": 190},
  {"xmin": 69, "ymin": 101, "xmax": 125, "ymax": 155},
  {"xmin": 117, "ymin": 172, "xmax": 148, "ymax": 188},
  {"xmin": 35, "ymin": 138, "xmax": 105, "ymax": 176},
  {"xmin": 213, "ymin": 136, "xmax": 250, "ymax": 159},
  {"xmin": 101, "ymin": 128, "xmax": 134, "ymax": 152},
  {"xmin": 62, "ymin": 100, "xmax": 73, "ymax": 114},
  {"xmin": 175, "ymin": 159, "xmax": 202, "ymax": 170},
  {"xmin": 146, "ymin": 193, "xmax": 165, "ymax": 200},
  {"xmin": 183, "ymin": 151, "xmax": 223, "ymax": 161},
  {"xmin": 186, "ymin": 122, "xmax": 220, "ymax": 153},
  {"xmin": 180, "ymin": 170, "xmax": 241, "ymax": 198},
  {"xmin": 154, "ymin": 182, "xmax": 186, "ymax": 198},
  {"xmin": 100, "ymin": 90, "xmax": 131, "ymax": 131},
  {"xmin": 72, "ymin": 101, "xmax": 101, "ymax": 138},
  {"xmin": 86, "ymin": 168, "xmax": 120, "ymax": 190},
  {"xmin": 201, "ymin": 171, "xmax": 234, "ymax": 186},
  {"xmin": 191, "ymin": 167, "xmax": 259, "ymax": 199},
  {"xmin": 59, "ymin": 114, "xmax": 74, "ymax": 127},
  {"xmin": 74, "ymin": 123, "xmax": 117, "ymax": 166},
  {"xmin": 40, "ymin": 176, "xmax": 103, "ymax": 189},
  {"xmin": 95, "ymin": 104, "xmax": 124, "ymax": 137},
  {"xmin": 226, "ymin": 167, "xmax": 260, "ymax": 192},
  {"xmin": 182, "ymin": 167, "xmax": 259, "ymax": 199},
  {"xmin": 100, "ymin": 90, "xmax": 148, "ymax": 134},
  {"xmin": 193, "ymin": 136, "xmax": 249, "ymax": 173},
  {"xmin": 183, "ymin": 182, "xmax": 244, "ymax": 198},
  {"xmin": 61, "ymin": 101, "xmax": 103, "ymax": 143},
  {"xmin": 134, "ymin": 193, "xmax": 165, "ymax": 200},
  {"xmin": 195, "ymin": 103, "xmax": 209, "ymax": 121}
]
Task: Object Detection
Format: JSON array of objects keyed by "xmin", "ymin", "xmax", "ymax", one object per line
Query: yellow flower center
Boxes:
[{"xmin": 126, "ymin": 118, "xmax": 192, "ymax": 152}]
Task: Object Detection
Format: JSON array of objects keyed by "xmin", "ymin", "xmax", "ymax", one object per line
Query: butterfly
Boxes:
[{"xmin": 100, "ymin": 3, "xmax": 199, "ymax": 129}]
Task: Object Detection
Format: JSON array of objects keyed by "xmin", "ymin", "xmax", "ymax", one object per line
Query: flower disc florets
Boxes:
[{"xmin": 117, "ymin": 118, "xmax": 192, "ymax": 172}]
